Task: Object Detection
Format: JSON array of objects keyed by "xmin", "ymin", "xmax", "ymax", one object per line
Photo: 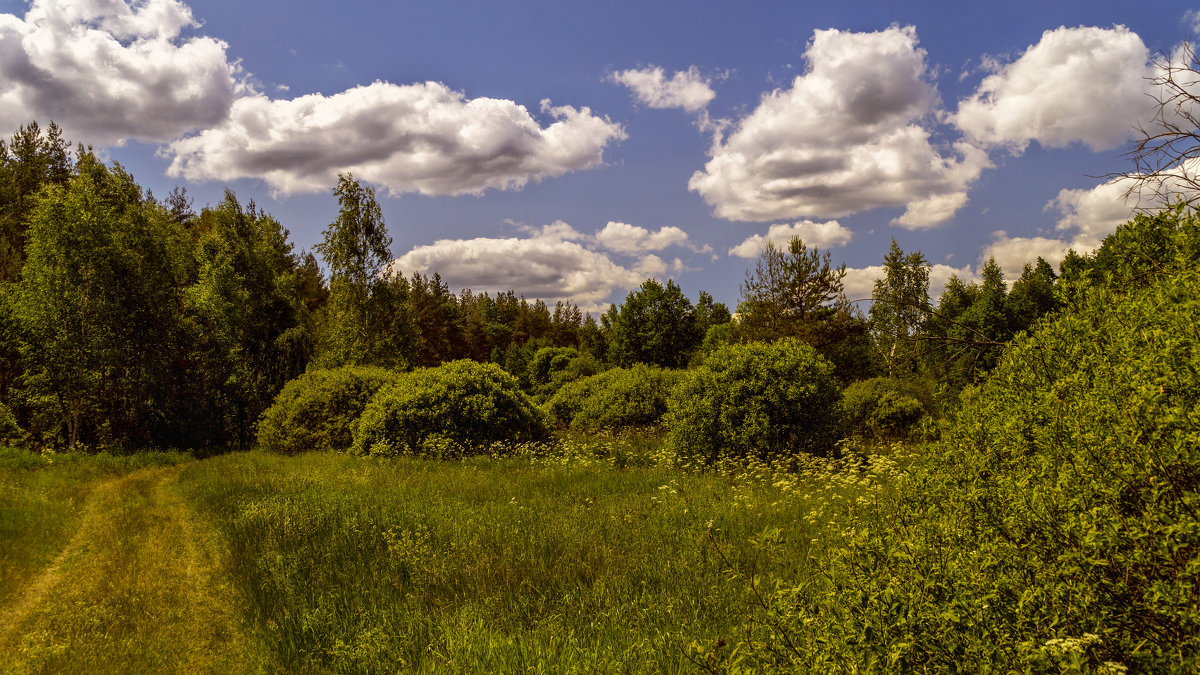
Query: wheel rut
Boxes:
[{"xmin": 0, "ymin": 464, "xmax": 263, "ymax": 673}]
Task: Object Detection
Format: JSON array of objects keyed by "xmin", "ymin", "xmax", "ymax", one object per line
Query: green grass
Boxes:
[
  {"xmin": 0, "ymin": 439, "xmax": 903, "ymax": 672},
  {"xmin": 0, "ymin": 447, "xmax": 189, "ymax": 605},
  {"xmin": 177, "ymin": 439, "xmax": 897, "ymax": 672}
]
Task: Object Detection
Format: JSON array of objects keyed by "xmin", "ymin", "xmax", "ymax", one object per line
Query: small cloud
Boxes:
[
  {"xmin": 594, "ymin": 221, "xmax": 698, "ymax": 255},
  {"xmin": 1186, "ymin": 9, "xmax": 1200, "ymax": 34},
  {"xmin": 728, "ymin": 220, "xmax": 853, "ymax": 259},
  {"xmin": 610, "ymin": 65, "xmax": 716, "ymax": 112}
]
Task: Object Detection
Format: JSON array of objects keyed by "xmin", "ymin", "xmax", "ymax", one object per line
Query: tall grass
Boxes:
[
  {"xmin": 178, "ymin": 439, "xmax": 901, "ymax": 672},
  {"xmin": 0, "ymin": 448, "xmax": 189, "ymax": 604}
]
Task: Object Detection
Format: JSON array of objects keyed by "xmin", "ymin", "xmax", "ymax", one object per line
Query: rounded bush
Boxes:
[
  {"xmin": 543, "ymin": 364, "xmax": 683, "ymax": 431},
  {"xmin": 257, "ymin": 366, "xmax": 404, "ymax": 455},
  {"xmin": 841, "ymin": 377, "xmax": 927, "ymax": 439},
  {"xmin": 351, "ymin": 360, "xmax": 550, "ymax": 457},
  {"xmin": 528, "ymin": 347, "xmax": 578, "ymax": 391},
  {"xmin": 665, "ymin": 338, "xmax": 843, "ymax": 464}
]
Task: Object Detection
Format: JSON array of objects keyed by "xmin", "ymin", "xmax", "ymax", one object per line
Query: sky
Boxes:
[{"xmin": 1, "ymin": 0, "xmax": 1198, "ymax": 312}]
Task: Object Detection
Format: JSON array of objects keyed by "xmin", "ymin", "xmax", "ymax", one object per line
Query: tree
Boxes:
[
  {"xmin": 921, "ymin": 257, "xmax": 1011, "ymax": 387},
  {"xmin": 602, "ymin": 279, "xmax": 700, "ymax": 368},
  {"xmin": 180, "ymin": 191, "xmax": 313, "ymax": 448},
  {"xmin": 1115, "ymin": 43, "xmax": 1200, "ymax": 209},
  {"xmin": 736, "ymin": 236, "xmax": 871, "ymax": 382},
  {"xmin": 1005, "ymin": 257, "xmax": 1059, "ymax": 334},
  {"xmin": 693, "ymin": 290, "xmax": 732, "ymax": 335},
  {"xmin": 314, "ymin": 174, "xmax": 395, "ymax": 367},
  {"xmin": 737, "ymin": 236, "xmax": 846, "ymax": 341},
  {"xmin": 0, "ymin": 122, "xmax": 75, "ymax": 283},
  {"xmin": 12, "ymin": 155, "xmax": 189, "ymax": 448},
  {"xmin": 869, "ymin": 239, "xmax": 931, "ymax": 376}
]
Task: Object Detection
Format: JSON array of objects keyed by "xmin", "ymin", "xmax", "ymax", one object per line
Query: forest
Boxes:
[{"xmin": 0, "ymin": 118, "xmax": 1197, "ymax": 673}]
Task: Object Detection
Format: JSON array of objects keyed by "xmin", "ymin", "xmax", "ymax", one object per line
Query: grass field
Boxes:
[{"xmin": 0, "ymin": 438, "xmax": 898, "ymax": 673}]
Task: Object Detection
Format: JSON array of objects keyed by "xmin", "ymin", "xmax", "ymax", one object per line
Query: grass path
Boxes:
[{"xmin": 0, "ymin": 464, "xmax": 266, "ymax": 673}]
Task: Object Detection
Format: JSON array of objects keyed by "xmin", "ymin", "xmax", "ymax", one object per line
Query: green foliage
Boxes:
[
  {"xmin": 257, "ymin": 366, "xmax": 404, "ymax": 455},
  {"xmin": 665, "ymin": 338, "xmax": 843, "ymax": 464},
  {"xmin": 351, "ymin": 360, "xmax": 550, "ymax": 457},
  {"xmin": 0, "ymin": 399, "xmax": 24, "ymax": 447},
  {"xmin": 841, "ymin": 377, "xmax": 927, "ymax": 440},
  {"xmin": 178, "ymin": 190, "xmax": 314, "ymax": 449},
  {"xmin": 527, "ymin": 346, "xmax": 578, "ymax": 393},
  {"xmin": 0, "ymin": 121, "xmax": 74, "ymax": 284},
  {"xmin": 543, "ymin": 364, "xmax": 682, "ymax": 431},
  {"xmin": 602, "ymin": 279, "xmax": 701, "ymax": 368},
  {"xmin": 314, "ymin": 175, "xmax": 419, "ymax": 369},
  {"xmin": 716, "ymin": 220, "xmax": 1200, "ymax": 672},
  {"xmin": 11, "ymin": 155, "xmax": 191, "ymax": 449}
]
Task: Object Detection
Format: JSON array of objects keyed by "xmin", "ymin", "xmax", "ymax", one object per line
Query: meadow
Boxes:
[{"xmin": 0, "ymin": 435, "xmax": 901, "ymax": 673}]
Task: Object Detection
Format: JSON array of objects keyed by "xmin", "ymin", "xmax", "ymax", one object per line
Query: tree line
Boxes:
[{"xmin": 0, "ymin": 121, "xmax": 1069, "ymax": 452}]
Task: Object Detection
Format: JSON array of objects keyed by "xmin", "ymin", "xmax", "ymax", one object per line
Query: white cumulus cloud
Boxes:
[
  {"xmin": 689, "ymin": 26, "xmax": 988, "ymax": 229},
  {"xmin": 953, "ymin": 25, "xmax": 1153, "ymax": 152},
  {"xmin": 390, "ymin": 222, "xmax": 680, "ymax": 311},
  {"xmin": 0, "ymin": 0, "xmax": 241, "ymax": 144},
  {"xmin": 164, "ymin": 82, "xmax": 626, "ymax": 196},
  {"xmin": 594, "ymin": 221, "xmax": 692, "ymax": 254},
  {"xmin": 728, "ymin": 220, "xmax": 852, "ymax": 258},
  {"xmin": 984, "ymin": 159, "xmax": 1200, "ymax": 278},
  {"xmin": 610, "ymin": 65, "xmax": 716, "ymax": 112}
]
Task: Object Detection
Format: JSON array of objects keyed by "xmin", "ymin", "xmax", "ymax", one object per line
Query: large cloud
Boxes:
[
  {"xmin": 689, "ymin": 26, "xmax": 989, "ymax": 229},
  {"xmin": 0, "ymin": 0, "xmax": 240, "ymax": 144},
  {"xmin": 164, "ymin": 82, "xmax": 626, "ymax": 196},
  {"xmin": 728, "ymin": 220, "xmax": 852, "ymax": 258},
  {"xmin": 610, "ymin": 66, "xmax": 716, "ymax": 112},
  {"xmin": 953, "ymin": 25, "xmax": 1153, "ymax": 152},
  {"xmin": 390, "ymin": 222, "xmax": 680, "ymax": 311}
]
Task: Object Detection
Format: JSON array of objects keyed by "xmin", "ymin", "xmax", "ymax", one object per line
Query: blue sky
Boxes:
[{"xmin": 1, "ymin": 0, "xmax": 1197, "ymax": 311}]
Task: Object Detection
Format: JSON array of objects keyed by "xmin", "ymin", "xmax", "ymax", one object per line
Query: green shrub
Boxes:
[
  {"xmin": 543, "ymin": 364, "xmax": 683, "ymax": 431},
  {"xmin": 664, "ymin": 338, "xmax": 843, "ymax": 464},
  {"xmin": 730, "ymin": 253, "xmax": 1200, "ymax": 671},
  {"xmin": 351, "ymin": 360, "xmax": 550, "ymax": 457},
  {"xmin": 841, "ymin": 377, "xmax": 927, "ymax": 439},
  {"xmin": 257, "ymin": 366, "xmax": 403, "ymax": 455},
  {"xmin": 527, "ymin": 347, "xmax": 577, "ymax": 391},
  {"xmin": 527, "ymin": 346, "xmax": 602, "ymax": 401}
]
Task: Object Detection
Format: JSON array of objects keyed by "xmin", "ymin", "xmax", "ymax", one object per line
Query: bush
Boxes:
[
  {"xmin": 543, "ymin": 364, "xmax": 683, "ymax": 431},
  {"xmin": 664, "ymin": 338, "xmax": 843, "ymax": 464},
  {"xmin": 732, "ymin": 251, "xmax": 1200, "ymax": 671},
  {"xmin": 841, "ymin": 377, "xmax": 927, "ymax": 439},
  {"xmin": 527, "ymin": 346, "xmax": 601, "ymax": 401},
  {"xmin": 528, "ymin": 347, "xmax": 577, "ymax": 391},
  {"xmin": 257, "ymin": 366, "xmax": 403, "ymax": 455},
  {"xmin": 351, "ymin": 360, "xmax": 550, "ymax": 457}
]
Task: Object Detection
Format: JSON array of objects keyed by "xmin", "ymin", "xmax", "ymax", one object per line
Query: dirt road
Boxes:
[{"xmin": 0, "ymin": 465, "xmax": 264, "ymax": 673}]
